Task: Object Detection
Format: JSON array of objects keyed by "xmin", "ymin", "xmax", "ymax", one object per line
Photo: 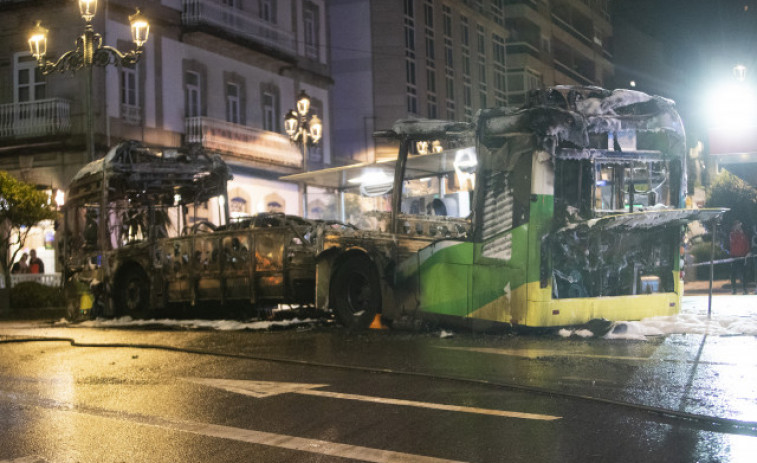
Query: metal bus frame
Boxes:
[
  {"xmin": 284, "ymin": 86, "xmax": 725, "ymax": 331},
  {"xmin": 61, "ymin": 141, "xmax": 324, "ymax": 320}
]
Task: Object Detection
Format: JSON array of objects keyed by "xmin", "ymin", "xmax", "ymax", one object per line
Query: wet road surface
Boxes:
[{"xmin": 0, "ymin": 298, "xmax": 756, "ymax": 462}]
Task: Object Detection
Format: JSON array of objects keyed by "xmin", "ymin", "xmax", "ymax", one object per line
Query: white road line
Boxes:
[
  {"xmin": 4, "ymin": 391, "xmax": 467, "ymax": 463},
  {"xmin": 134, "ymin": 412, "xmax": 469, "ymax": 463},
  {"xmin": 437, "ymin": 346, "xmax": 651, "ymax": 361},
  {"xmin": 186, "ymin": 378, "xmax": 561, "ymax": 421}
]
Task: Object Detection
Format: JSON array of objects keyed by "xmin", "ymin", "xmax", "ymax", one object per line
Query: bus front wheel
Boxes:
[
  {"xmin": 116, "ymin": 267, "xmax": 149, "ymax": 318},
  {"xmin": 331, "ymin": 255, "xmax": 381, "ymax": 329}
]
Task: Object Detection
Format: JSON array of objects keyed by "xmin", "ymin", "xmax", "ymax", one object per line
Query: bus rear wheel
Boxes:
[
  {"xmin": 116, "ymin": 267, "xmax": 149, "ymax": 318},
  {"xmin": 331, "ymin": 254, "xmax": 380, "ymax": 329}
]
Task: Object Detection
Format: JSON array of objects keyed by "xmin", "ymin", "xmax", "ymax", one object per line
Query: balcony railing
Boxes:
[
  {"xmin": 185, "ymin": 117, "xmax": 302, "ymax": 168},
  {"xmin": 120, "ymin": 104, "xmax": 142, "ymax": 125},
  {"xmin": 182, "ymin": 0, "xmax": 296, "ymax": 55},
  {"xmin": 506, "ymin": 41, "xmax": 541, "ymax": 58},
  {"xmin": 551, "ymin": 13, "xmax": 593, "ymax": 49},
  {"xmin": 0, "ymin": 98, "xmax": 71, "ymax": 139},
  {"xmin": 553, "ymin": 58, "xmax": 594, "ymax": 86},
  {"xmin": 0, "ymin": 273, "xmax": 62, "ymax": 289}
]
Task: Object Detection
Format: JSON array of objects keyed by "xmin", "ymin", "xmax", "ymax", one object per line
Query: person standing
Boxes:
[
  {"xmin": 11, "ymin": 253, "xmax": 29, "ymax": 274},
  {"xmin": 729, "ymin": 220, "xmax": 749, "ymax": 294},
  {"xmin": 28, "ymin": 249, "xmax": 44, "ymax": 274}
]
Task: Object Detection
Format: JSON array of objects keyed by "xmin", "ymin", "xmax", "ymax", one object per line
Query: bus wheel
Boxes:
[
  {"xmin": 116, "ymin": 268, "xmax": 149, "ymax": 318},
  {"xmin": 331, "ymin": 255, "xmax": 380, "ymax": 329}
]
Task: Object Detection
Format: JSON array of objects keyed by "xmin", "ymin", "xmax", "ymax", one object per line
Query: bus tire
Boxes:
[
  {"xmin": 116, "ymin": 267, "xmax": 149, "ymax": 318},
  {"xmin": 331, "ymin": 254, "xmax": 380, "ymax": 329}
]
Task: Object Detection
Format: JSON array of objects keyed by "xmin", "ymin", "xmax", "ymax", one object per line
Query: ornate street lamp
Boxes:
[
  {"xmin": 29, "ymin": 2, "xmax": 149, "ymax": 297},
  {"xmin": 29, "ymin": 1, "xmax": 150, "ymax": 161},
  {"xmin": 285, "ymin": 90, "xmax": 322, "ymax": 217}
]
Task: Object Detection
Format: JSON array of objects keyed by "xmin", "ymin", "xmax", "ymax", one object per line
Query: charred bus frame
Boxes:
[
  {"xmin": 62, "ymin": 141, "xmax": 321, "ymax": 320},
  {"xmin": 285, "ymin": 86, "xmax": 725, "ymax": 331}
]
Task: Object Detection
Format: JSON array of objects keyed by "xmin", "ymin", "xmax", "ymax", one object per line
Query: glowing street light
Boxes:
[
  {"xmin": 285, "ymin": 90, "xmax": 322, "ymax": 217},
  {"xmin": 733, "ymin": 64, "xmax": 747, "ymax": 82},
  {"xmin": 29, "ymin": 2, "xmax": 150, "ymax": 161},
  {"xmin": 706, "ymin": 80, "xmax": 756, "ymax": 130}
]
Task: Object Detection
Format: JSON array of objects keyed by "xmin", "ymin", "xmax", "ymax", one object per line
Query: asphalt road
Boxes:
[{"xmin": 0, "ymin": 320, "xmax": 756, "ymax": 462}]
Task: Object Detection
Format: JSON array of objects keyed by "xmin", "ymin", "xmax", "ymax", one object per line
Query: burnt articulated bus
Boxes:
[
  {"xmin": 62, "ymin": 141, "xmax": 327, "ymax": 320},
  {"xmin": 285, "ymin": 86, "xmax": 725, "ymax": 331}
]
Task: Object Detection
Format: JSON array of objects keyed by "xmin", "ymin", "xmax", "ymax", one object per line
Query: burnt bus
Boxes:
[
  {"xmin": 62, "ymin": 141, "xmax": 324, "ymax": 320},
  {"xmin": 285, "ymin": 86, "xmax": 726, "ymax": 331}
]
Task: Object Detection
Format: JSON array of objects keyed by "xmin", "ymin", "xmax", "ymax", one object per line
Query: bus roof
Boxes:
[
  {"xmin": 66, "ymin": 141, "xmax": 231, "ymax": 207},
  {"xmin": 285, "ymin": 86, "xmax": 686, "ymax": 190}
]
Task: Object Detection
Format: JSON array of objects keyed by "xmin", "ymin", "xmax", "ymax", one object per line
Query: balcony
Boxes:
[
  {"xmin": 0, "ymin": 98, "xmax": 71, "ymax": 140},
  {"xmin": 182, "ymin": 0, "xmax": 296, "ymax": 56},
  {"xmin": 506, "ymin": 41, "xmax": 541, "ymax": 59},
  {"xmin": 185, "ymin": 117, "xmax": 302, "ymax": 168}
]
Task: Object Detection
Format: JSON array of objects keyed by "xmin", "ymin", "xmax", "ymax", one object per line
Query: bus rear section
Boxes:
[{"xmin": 468, "ymin": 86, "xmax": 723, "ymax": 328}]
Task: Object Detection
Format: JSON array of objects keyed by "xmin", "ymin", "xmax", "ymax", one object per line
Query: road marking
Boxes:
[
  {"xmin": 186, "ymin": 377, "xmax": 561, "ymax": 421},
  {"xmin": 132, "ymin": 413, "xmax": 468, "ymax": 463},
  {"xmin": 1, "ymin": 391, "xmax": 466, "ymax": 463},
  {"xmin": 437, "ymin": 346, "xmax": 651, "ymax": 361}
]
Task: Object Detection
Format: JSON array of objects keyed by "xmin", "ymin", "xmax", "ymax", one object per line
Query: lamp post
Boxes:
[
  {"xmin": 285, "ymin": 90, "xmax": 322, "ymax": 217},
  {"xmin": 28, "ymin": 0, "xmax": 150, "ymax": 162},
  {"xmin": 29, "ymin": 2, "xmax": 149, "ymax": 313}
]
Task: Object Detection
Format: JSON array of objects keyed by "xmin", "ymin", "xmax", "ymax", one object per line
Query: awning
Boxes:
[{"xmin": 281, "ymin": 148, "xmax": 472, "ymax": 190}]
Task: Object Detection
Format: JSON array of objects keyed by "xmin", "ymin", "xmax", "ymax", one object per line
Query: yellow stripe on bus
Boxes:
[{"xmin": 468, "ymin": 272, "xmax": 681, "ymax": 327}]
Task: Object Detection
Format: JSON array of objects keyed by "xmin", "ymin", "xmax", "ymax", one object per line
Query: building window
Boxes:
[
  {"xmin": 462, "ymin": 54, "xmax": 471, "ymax": 78},
  {"xmin": 226, "ymin": 82, "xmax": 241, "ymax": 124},
  {"xmin": 445, "ymin": 75, "xmax": 455, "ymax": 101},
  {"xmin": 477, "ymin": 24, "xmax": 486, "ymax": 55},
  {"xmin": 427, "ymin": 68, "xmax": 437, "ymax": 118},
  {"xmin": 221, "ymin": 0, "xmax": 238, "ymax": 26},
  {"xmin": 259, "ymin": 0, "xmax": 276, "ymax": 23},
  {"xmin": 541, "ymin": 35, "xmax": 551, "ymax": 55},
  {"xmin": 14, "ymin": 53, "xmax": 45, "ymax": 104},
  {"xmin": 427, "ymin": 93, "xmax": 437, "ymax": 119},
  {"xmin": 405, "ymin": 0, "xmax": 418, "ymax": 115},
  {"xmin": 406, "ymin": 60, "xmax": 417, "ymax": 87},
  {"xmin": 185, "ymin": 71, "xmax": 201, "ymax": 118},
  {"xmin": 463, "ymin": 83, "xmax": 472, "ymax": 121},
  {"xmin": 304, "ymin": 2, "xmax": 320, "ymax": 59},
  {"xmin": 424, "ymin": 0, "xmax": 433, "ymax": 27},
  {"xmin": 262, "ymin": 90, "xmax": 278, "ymax": 132},
  {"xmin": 442, "ymin": 5, "xmax": 452, "ymax": 37},
  {"xmin": 460, "ymin": 16, "xmax": 469, "ymax": 48},
  {"xmin": 492, "ymin": 33, "xmax": 507, "ymax": 107},
  {"xmin": 491, "ymin": 0, "xmax": 504, "ymax": 27},
  {"xmin": 120, "ymin": 63, "xmax": 140, "ymax": 124}
]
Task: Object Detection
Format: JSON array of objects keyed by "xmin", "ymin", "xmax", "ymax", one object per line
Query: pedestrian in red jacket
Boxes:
[{"xmin": 729, "ymin": 220, "xmax": 749, "ymax": 294}]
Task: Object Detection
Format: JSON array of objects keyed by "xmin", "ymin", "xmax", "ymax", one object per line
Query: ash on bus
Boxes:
[
  {"xmin": 284, "ymin": 86, "xmax": 725, "ymax": 331},
  {"xmin": 61, "ymin": 141, "xmax": 334, "ymax": 321}
]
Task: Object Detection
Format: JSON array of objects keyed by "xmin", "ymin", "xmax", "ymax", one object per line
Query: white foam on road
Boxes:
[
  {"xmin": 61, "ymin": 316, "xmax": 321, "ymax": 331},
  {"xmin": 560, "ymin": 296, "xmax": 757, "ymax": 341}
]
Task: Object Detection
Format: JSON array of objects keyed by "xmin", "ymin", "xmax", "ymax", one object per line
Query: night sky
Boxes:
[{"xmin": 613, "ymin": 0, "xmax": 757, "ymax": 138}]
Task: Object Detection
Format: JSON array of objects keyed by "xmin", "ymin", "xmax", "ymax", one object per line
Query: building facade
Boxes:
[
  {"xmin": 328, "ymin": 0, "xmax": 613, "ymax": 163},
  {"xmin": 0, "ymin": 0, "xmax": 331, "ymax": 270}
]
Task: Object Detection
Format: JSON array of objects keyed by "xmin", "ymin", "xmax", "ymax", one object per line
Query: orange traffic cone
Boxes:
[{"xmin": 369, "ymin": 314, "xmax": 388, "ymax": 330}]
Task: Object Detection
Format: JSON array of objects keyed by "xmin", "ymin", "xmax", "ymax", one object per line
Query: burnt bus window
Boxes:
[
  {"xmin": 554, "ymin": 158, "xmax": 593, "ymax": 224},
  {"xmin": 593, "ymin": 161, "xmax": 671, "ymax": 214}
]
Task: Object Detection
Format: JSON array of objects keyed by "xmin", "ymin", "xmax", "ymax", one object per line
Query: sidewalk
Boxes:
[{"xmin": 684, "ymin": 279, "xmax": 753, "ymax": 295}]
